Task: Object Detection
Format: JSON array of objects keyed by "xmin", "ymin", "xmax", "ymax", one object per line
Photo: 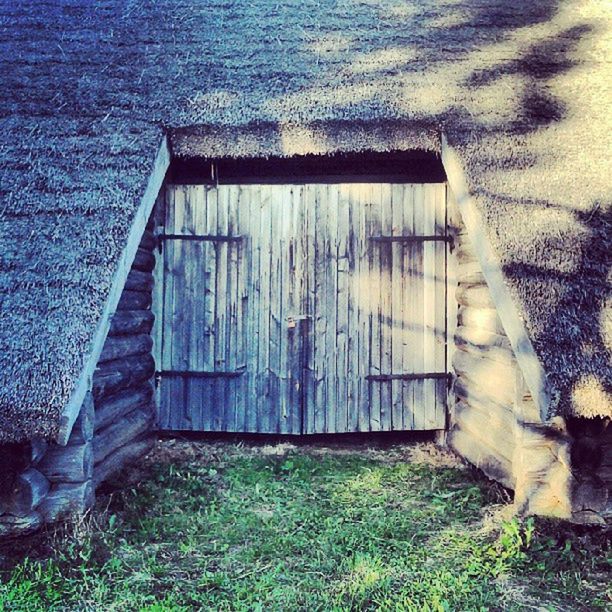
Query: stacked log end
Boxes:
[
  {"xmin": 91, "ymin": 227, "xmax": 157, "ymax": 489},
  {"xmin": 0, "ymin": 229, "xmax": 157, "ymax": 536}
]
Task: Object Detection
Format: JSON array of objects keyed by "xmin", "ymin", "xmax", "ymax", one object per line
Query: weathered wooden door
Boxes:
[{"xmin": 154, "ymin": 183, "xmax": 448, "ymax": 433}]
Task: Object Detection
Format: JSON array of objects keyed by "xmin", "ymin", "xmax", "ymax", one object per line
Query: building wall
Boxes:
[
  {"xmin": 447, "ymin": 225, "xmax": 519, "ymax": 490},
  {"xmin": 0, "ymin": 229, "xmax": 157, "ymax": 537},
  {"xmin": 448, "ymin": 210, "xmax": 611, "ymax": 522}
]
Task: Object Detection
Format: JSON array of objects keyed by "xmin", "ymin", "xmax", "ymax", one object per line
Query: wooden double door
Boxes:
[{"xmin": 154, "ymin": 182, "xmax": 449, "ymax": 433}]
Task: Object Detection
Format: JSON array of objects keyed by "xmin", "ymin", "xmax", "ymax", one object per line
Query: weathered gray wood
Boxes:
[
  {"xmin": 458, "ymin": 305, "xmax": 505, "ymax": 335},
  {"xmin": 448, "ymin": 427, "xmax": 515, "ymax": 489},
  {"xmin": 57, "ymin": 137, "xmax": 169, "ymax": 445},
  {"xmin": 453, "ymin": 401, "xmax": 515, "ymax": 463},
  {"xmin": 442, "ymin": 136, "xmax": 553, "ymax": 421},
  {"xmin": 455, "ymin": 339, "xmax": 516, "ymax": 368},
  {"xmin": 69, "ymin": 391, "xmax": 95, "ymax": 445},
  {"xmin": 124, "ymin": 268, "xmax": 154, "ymax": 292},
  {"xmin": 95, "ymin": 383, "xmax": 154, "ymax": 432},
  {"xmin": 158, "ymin": 181, "xmax": 448, "ymax": 434},
  {"xmin": 99, "ymin": 334, "xmax": 153, "ymax": 364},
  {"xmin": 3, "ymin": 468, "xmax": 50, "ymax": 516},
  {"xmin": 456, "ymin": 260, "xmax": 486, "ymax": 285},
  {"xmin": 93, "ymin": 354, "xmax": 155, "ymax": 400},
  {"xmin": 455, "ymin": 325, "xmax": 512, "ymax": 353},
  {"xmin": 93, "ymin": 406, "xmax": 153, "ymax": 465},
  {"xmin": 109, "ymin": 310, "xmax": 155, "ymax": 337},
  {"xmin": 38, "ymin": 443, "xmax": 93, "ymax": 483},
  {"xmin": 0, "ymin": 512, "xmax": 42, "ymax": 537},
  {"xmin": 94, "ymin": 436, "xmax": 155, "ymax": 488},
  {"xmin": 117, "ymin": 290, "xmax": 152, "ymax": 311},
  {"xmin": 454, "ymin": 377, "xmax": 514, "ymax": 418},
  {"xmin": 133, "ymin": 246, "xmax": 156, "ymax": 272},
  {"xmin": 38, "ymin": 481, "xmax": 94, "ymax": 523},
  {"xmin": 455, "ymin": 283, "xmax": 496, "ymax": 309},
  {"xmin": 29, "ymin": 437, "xmax": 49, "ymax": 465},
  {"xmin": 139, "ymin": 229, "xmax": 156, "ymax": 252},
  {"xmin": 453, "ymin": 350, "xmax": 516, "ymax": 407}
]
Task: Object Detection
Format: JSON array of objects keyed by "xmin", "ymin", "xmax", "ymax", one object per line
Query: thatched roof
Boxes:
[{"xmin": 1, "ymin": 0, "xmax": 610, "ymax": 442}]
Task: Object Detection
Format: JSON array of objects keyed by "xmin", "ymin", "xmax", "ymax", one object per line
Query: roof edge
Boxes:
[
  {"xmin": 441, "ymin": 134, "xmax": 557, "ymax": 423},
  {"xmin": 55, "ymin": 134, "xmax": 170, "ymax": 445}
]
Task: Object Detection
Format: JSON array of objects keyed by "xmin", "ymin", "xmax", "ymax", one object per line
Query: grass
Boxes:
[{"xmin": 0, "ymin": 440, "xmax": 609, "ymax": 611}]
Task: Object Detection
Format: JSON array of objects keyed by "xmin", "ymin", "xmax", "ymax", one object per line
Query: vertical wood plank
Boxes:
[
  {"xmin": 391, "ymin": 183, "xmax": 404, "ymax": 430},
  {"xmin": 257, "ymin": 185, "xmax": 273, "ymax": 432},
  {"xmin": 335, "ymin": 184, "xmax": 350, "ymax": 433},
  {"xmin": 412, "ymin": 184, "xmax": 425, "ymax": 429},
  {"xmin": 379, "ymin": 183, "xmax": 392, "ymax": 431},
  {"xmin": 357, "ymin": 184, "xmax": 370, "ymax": 432},
  {"xmin": 368, "ymin": 183, "xmax": 381, "ymax": 431},
  {"xmin": 312, "ymin": 184, "xmax": 327, "ymax": 434},
  {"xmin": 402, "ymin": 184, "xmax": 416, "ymax": 429},
  {"xmin": 301, "ymin": 184, "xmax": 315, "ymax": 433}
]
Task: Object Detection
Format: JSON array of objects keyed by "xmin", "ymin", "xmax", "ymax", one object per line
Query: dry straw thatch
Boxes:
[{"xmin": 0, "ymin": 0, "xmax": 610, "ymax": 442}]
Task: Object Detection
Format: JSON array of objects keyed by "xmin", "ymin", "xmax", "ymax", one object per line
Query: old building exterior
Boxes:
[{"xmin": 0, "ymin": 1, "xmax": 610, "ymax": 535}]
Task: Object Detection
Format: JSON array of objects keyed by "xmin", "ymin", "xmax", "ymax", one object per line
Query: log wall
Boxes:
[
  {"xmin": 0, "ymin": 229, "xmax": 156, "ymax": 537},
  {"xmin": 449, "ymin": 208, "xmax": 611, "ymax": 523},
  {"xmin": 448, "ymin": 226, "xmax": 519, "ymax": 490}
]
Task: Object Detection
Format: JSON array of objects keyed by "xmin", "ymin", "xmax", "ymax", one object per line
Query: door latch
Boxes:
[{"xmin": 287, "ymin": 314, "xmax": 311, "ymax": 329}]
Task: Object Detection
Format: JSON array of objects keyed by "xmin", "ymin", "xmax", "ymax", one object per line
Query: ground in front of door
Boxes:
[{"xmin": 1, "ymin": 440, "xmax": 609, "ymax": 611}]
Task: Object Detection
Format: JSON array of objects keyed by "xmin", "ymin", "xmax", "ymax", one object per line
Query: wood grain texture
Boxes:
[{"xmin": 158, "ymin": 183, "xmax": 449, "ymax": 433}]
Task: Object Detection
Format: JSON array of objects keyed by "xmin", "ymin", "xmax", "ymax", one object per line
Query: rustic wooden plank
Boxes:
[
  {"xmin": 302, "ymin": 184, "xmax": 317, "ymax": 433},
  {"xmin": 95, "ymin": 383, "xmax": 153, "ymax": 432},
  {"xmin": 432, "ymin": 183, "xmax": 448, "ymax": 429},
  {"xmin": 268, "ymin": 184, "xmax": 283, "ymax": 433},
  {"xmin": 93, "ymin": 354, "xmax": 154, "ymax": 401},
  {"xmin": 124, "ymin": 268, "xmax": 154, "ymax": 292},
  {"xmin": 110, "ymin": 310, "xmax": 155, "ymax": 337},
  {"xmin": 390, "ymin": 184, "xmax": 404, "ymax": 430},
  {"xmin": 93, "ymin": 436, "xmax": 155, "ymax": 488},
  {"xmin": 336, "ymin": 184, "xmax": 350, "ymax": 433},
  {"xmin": 346, "ymin": 185, "xmax": 359, "ymax": 432},
  {"xmin": 411, "ymin": 184, "xmax": 426, "ymax": 429},
  {"xmin": 313, "ymin": 184, "xmax": 328, "ymax": 433},
  {"xmin": 257, "ymin": 185, "xmax": 273, "ymax": 432},
  {"xmin": 117, "ymin": 290, "xmax": 152, "ymax": 311},
  {"xmin": 400, "ymin": 184, "xmax": 414, "ymax": 429},
  {"xmin": 38, "ymin": 443, "xmax": 93, "ymax": 483},
  {"xmin": 244, "ymin": 186, "xmax": 259, "ymax": 432},
  {"xmin": 326, "ymin": 184, "xmax": 339, "ymax": 433},
  {"xmin": 355, "ymin": 184, "xmax": 369, "ymax": 432},
  {"xmin": 38, "ymin": 481, "xmax": 95, "ymax": 523},
  {"xmin": 4, "ymin": 469, "xmax": 50, "ymax": 516},
  {"xmin": 379, "ymin": 183, "xmax": 393, "ymax": 431},
  {"xmin": 226, "ymin": 185, "xmax": 240, "ymax": 431},
  {"xmin": 368, "ymin": 183, "xmax": 382, "ymax": 431},
  {"xmin": 99, "ymin": 334, "xmax": 153, "ymax": 364},
  {"xmin": 422, "ymin": 184, "xmax": 438, "ymax": 428},
  {"xmin": 235, "ymin": 185, "xmax": 249, "ymax": 431}
]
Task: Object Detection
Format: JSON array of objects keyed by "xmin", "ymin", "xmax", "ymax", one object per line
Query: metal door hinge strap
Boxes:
[
  {"xmin": 156, "ymin": 370, "xmax": 245, "ymax": 379},
  {"xmin": 366, "ymin": 372, "xmax": 452, "ymax": 382},
  {"xmin": 158, "ymin": 234, "xmax": 243, "ymax": 243},
  {"xmin": 369, "ymin": 235, "xmax": 452, "ymax": 244}
]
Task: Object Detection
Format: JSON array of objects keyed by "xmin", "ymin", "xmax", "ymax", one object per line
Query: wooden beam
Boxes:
[
  {"xmin": 56, "ymin": 136, "xmax": 170, "ymax": 445},
  {"xmin": 441, "ymin": 135, "xmax": 554, "ymax": 422}
]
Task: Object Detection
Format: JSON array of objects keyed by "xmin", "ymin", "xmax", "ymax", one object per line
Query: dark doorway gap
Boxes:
[{"xmin": 170, "ymin": 150, "xmax": 447, "ymax": 184}]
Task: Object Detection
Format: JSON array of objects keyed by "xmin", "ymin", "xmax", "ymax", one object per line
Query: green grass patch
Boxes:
[{"xmin": 0, "ymin": 442, "xmax": 609, "ymax": 611}]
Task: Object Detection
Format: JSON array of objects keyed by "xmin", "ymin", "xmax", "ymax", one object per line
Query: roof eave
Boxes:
[
  {"xmin": 55, "ymin": 134, "xmax": 170, "ymax": 445},
  {"xmin": 441, "ymin": 134, "xmax": 558, "ymax": 423}
]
